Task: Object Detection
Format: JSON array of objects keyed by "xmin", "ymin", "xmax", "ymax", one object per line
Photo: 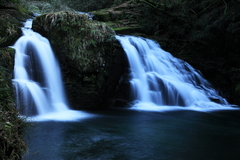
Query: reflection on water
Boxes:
[{"xmin": 23, "ymin": 109, "xmax": 240, "ymax": 160}]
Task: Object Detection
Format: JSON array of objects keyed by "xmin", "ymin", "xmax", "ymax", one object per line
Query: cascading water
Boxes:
[
  {"xmin": 12, "ymin": 19, "xmax": 93, "ymax": 121},
  {"xmin": 116, "ymin": 35, "xmax": 233, "ymax": 111}
]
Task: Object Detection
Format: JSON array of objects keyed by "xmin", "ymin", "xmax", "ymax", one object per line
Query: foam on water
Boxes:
[{"xmin": 23, "ymin": 110, "xmax": 96, "ymax": 122}]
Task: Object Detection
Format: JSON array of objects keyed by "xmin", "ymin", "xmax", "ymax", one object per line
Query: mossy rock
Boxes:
[
  {"xmin": 33, "ymin": 11, "xmax": 116, "ymax": 72},
  {"xmin": 93, "ymin": 10, "xmax": 126, "ymax": 22},
  {"xmin": 113, "ymin": 26, "xmax": 141, "ymax": 34},
  {"xmin": 20, "ymin": 1, "xmax": 53, "ymax": 14},
  {"xmin": 32, "ymin": 11, "xmax": 127, "ymax": 109},
  {"xmin": 0, "ymin": 0, "xmax": 30, "ymax": 47},
  {"xmin": 91, "ymin": 1, "xmax": 144, "ymax": 35},
  {"xmin": 0, "ymin": 18, "xmax": 21, "ymax": 47},
  {"xmin": 0, "ymin": 47, "xmax": 27, "ymax": 160},
  {"xmin": 93, "ymin": 12, "xmax": 112, "ymax": 22},
  {"xmin": 19, "ymin": 0, "xmax": 74, "ymax": 14},
  {"xmin": 0, "ymin": 47, "xmax": 14, "ymax": 110}
]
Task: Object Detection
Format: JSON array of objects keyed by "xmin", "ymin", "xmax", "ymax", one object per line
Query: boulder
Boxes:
[{"xmin": 32, "ymin": 11, "xmax": 129, "ymax": 109}]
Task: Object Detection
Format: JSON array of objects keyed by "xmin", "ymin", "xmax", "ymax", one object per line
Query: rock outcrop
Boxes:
[{"xmin": 32, "ymin": 11, "xmax": 128, "ymax": 109}]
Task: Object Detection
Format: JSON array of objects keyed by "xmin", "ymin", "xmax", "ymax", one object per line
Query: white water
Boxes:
[
  {"xmin": 13, "ymin": 19, "xmax": 94, "ymax": 121},
  {"xmin": 116, "ymin": 35, "xmax": 235, "ymax": 112}
]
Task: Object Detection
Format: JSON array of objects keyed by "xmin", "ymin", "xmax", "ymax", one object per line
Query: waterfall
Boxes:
[
  {"xmin": 12, "ymin": 19, "xmax": 93, "ymax": 121},
  {"xmin": 116, "ymin": 35, "xmax": 233, "ymax": 111}
]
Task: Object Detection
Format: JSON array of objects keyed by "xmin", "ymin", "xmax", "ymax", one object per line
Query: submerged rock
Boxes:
[{"xmin": 32, "ymin": 11, "xmax": 129, "ymax": 109}]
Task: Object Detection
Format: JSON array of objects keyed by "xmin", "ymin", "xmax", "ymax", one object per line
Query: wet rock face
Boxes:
[{"xmin": 32, "ymin": 11, "xmax": 129, "ymax": 109}]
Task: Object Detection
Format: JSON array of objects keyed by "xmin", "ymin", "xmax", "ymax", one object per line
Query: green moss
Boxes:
[
  {"xmin": 32, "ymin": 11, "xmax": 123, "ymax": 109},
  {"xmin": 98, "ymin": 12, "xmax": 111, "ymax": 21},
  {"xmin": 17, "ymin": 4, "xmax": 29, "ymax": 16},
  {"xmin": 33, "ymin": 11, "xmax": 115, "ymax": 72},
  {"xmin": 114, "ymin": 26, "xmax": 132, "ymax": 31},
  {"xmin": 92, "ymin": 10, "xmax": 126, "ymax": 22}
]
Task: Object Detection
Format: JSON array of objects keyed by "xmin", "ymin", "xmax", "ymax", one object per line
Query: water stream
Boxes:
[
  {"xmin": 116, "ymin": 35, "xmax": 234, "ymax": 112},
  {"xmin": 12, "ymin": 19, "xmax": 92, "ymax": 121}
]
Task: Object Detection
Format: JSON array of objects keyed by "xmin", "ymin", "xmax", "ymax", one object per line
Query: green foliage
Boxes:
[
  {"xmin": 0, "ymin": 108, "xmax": 28, "ymax": 160},
  {"xmin": 0, "ymin": 68, "xmax": 27, "ymax": 160}
]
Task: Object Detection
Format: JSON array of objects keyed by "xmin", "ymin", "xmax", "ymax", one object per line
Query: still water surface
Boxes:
[{"xmin": 23, "ymin": 109, "xmax": 240, "ymax": 160}]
